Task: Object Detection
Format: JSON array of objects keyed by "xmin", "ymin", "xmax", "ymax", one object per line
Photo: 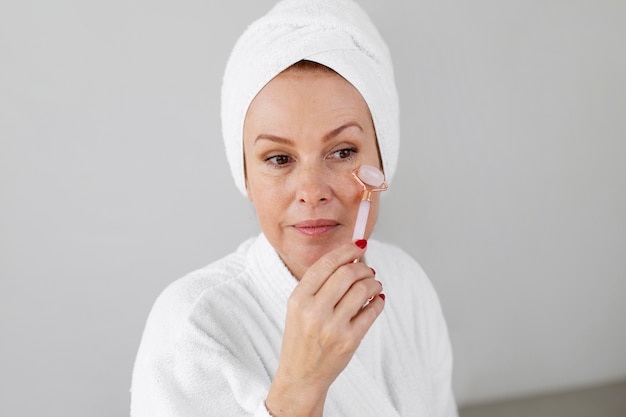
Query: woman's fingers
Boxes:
[
  {"xmin": 295, "ymin": 238, "xmax": 383, "ymax": 321},
  {"xmin": 295, "ymin": 240, "xmax": 367, "ymax": 295},
  {"xmin": 349, "ymin": 292, "xmax": 385, "ymax": 336},
  {"xmin": 333, "ymin": 273, "xmax": 383, "ymax": 319},
  {"xmin": 315, "ymin": 262, "xmax": 380, "ymax": 313}
]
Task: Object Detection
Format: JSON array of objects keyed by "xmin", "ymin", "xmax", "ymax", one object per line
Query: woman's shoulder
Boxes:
[
  {"xmin": 140, "ymin": 237, "xmax": 259, "ymax": 340},
  {"xmin": 164, "ymin": 238, "xmax": 252, "ymax": 295}
]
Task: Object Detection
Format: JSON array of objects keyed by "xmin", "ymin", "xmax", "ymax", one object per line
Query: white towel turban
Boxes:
[{"xmin": 221, "ymin": 0, "xmax": 400, "ymax": 197}]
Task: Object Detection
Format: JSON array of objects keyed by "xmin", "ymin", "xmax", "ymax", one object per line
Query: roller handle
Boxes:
[{"xmin": 351, "ymin": 200, "xmax": 370, "ymax": 241}]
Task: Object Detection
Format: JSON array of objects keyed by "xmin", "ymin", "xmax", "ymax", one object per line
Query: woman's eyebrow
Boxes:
[
  {"xmin": 254, "ymin": 122, "xmax": 363, "ymax": 146},
  {"xmin": 254, "ymin": 134, "xmax": 294, "ymax": 146},
  {"xmin": 323, "ymin": 122, "xmax": 364, "ymax": 142}
]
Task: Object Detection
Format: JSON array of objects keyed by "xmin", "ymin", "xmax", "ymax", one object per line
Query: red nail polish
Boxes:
[
  {"xmin": 370, "ymin": 267, "xmax": 376, "ymax": 275},
  {"xmin": 355, "ymin": 239, "xmax": 367, "ymax": 249},
  {"xmin": 378, "ymin": 293, "xmax": 386, "ymax": 301}
]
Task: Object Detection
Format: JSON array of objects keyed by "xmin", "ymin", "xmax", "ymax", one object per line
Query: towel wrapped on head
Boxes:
[{"xmin": 221, "ymin": 0, "xmax": 400, "ymax": 196}]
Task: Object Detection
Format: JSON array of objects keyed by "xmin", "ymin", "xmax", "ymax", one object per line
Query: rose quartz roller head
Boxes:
[{"xmin": 351, "ymin": 165, "xmax": 388, "ymax": 241}]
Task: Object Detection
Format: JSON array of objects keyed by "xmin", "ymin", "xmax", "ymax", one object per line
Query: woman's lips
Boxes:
[{"xmin": 292, "ymin": 219, "xmax": 340, "ymax": 236}]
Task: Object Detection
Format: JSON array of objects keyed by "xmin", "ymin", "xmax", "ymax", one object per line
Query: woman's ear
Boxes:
[
  {"xmin": 243, "ymin": 155, "xmax": 253, "ymax": 202},
  {"xmin": 245, "ymin": 178, "xmax": 254, "ymax": 202}
]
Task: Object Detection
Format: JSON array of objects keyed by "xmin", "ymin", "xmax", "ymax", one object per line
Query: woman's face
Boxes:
[{"xmin": 243, "ymin": 68, "xmax": 382, "ymax": 279}]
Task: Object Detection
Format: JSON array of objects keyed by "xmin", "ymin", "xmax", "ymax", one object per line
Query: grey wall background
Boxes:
[{"xmin": 1, "ymin": 0, "xmax": 625, "ymax": 415}]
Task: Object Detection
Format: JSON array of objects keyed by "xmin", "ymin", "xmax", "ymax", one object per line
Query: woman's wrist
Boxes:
[{"xmin": 265, "ymin": 374, "xmax": 327, "ymax": 417}]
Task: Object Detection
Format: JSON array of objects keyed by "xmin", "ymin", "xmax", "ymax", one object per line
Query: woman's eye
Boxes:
[
  {"xmin": 331, "ymin": 147, "xmax": 358, "ymax": 159},
  {"xmin": 266, "ymin": 155, "xmax": 292, "ymax": 166}
]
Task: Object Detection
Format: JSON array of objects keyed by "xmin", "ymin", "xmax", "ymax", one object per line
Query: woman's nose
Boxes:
[{"xmin": 295, "ymin": 166, "xmax": 332, "ymax": 205}]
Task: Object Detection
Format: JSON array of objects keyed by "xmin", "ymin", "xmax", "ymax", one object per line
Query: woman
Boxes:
[{"xmin": 131, "ymin": 1, "xmax": 457, "ymax": 416}]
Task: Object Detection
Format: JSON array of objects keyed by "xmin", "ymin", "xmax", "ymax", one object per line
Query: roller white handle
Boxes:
[{"xmin": 352, "ymin": 199, "xmax": 370, "ymax": 241}]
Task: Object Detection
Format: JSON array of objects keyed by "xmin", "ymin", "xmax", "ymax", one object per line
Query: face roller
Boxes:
[{"xmin": 351, "ymin": 165, "xmax": 388, "ymax": 241}]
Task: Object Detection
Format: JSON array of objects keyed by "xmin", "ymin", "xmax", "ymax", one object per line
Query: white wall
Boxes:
[{"xmin": 1, "ymin": 0, "xmax": 624, "ymax": 415}]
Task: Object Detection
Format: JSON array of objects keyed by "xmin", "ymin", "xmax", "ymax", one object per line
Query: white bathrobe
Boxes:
[{"xmin": 131, "ymin": 234, "xmax": 457, "ymax": 416}]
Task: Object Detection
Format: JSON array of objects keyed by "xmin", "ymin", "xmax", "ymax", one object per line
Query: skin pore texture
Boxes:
[
  {"xmin": 243, "ymin": 64, "xmax": 386, "ymax": 417},
  {"xmin": 243, "ymin": 65, "xmax": 383, "ymax": 280}
]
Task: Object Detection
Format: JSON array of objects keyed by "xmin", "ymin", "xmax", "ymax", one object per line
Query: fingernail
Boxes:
[
  {"xmin": 378, "ymin": 293, "xmax": 386, "ymax": 301},
  {"xmin": 355, "ymin": 239, "xmax": 367, "ymax": 249},
  {"xmin": 370, "ymin": 267, "xmax": 376, "ymax": 275}
]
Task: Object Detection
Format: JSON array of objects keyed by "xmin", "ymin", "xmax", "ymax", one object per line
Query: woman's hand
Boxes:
[{"xmin": 265, "ymin": 240, "xmax": 385, "ymax": 417}]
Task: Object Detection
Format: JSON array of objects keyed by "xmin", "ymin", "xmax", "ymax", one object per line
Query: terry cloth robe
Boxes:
[{"xmin": 130, "ymin": 234, "xmax": 457, "ymax": 416}]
